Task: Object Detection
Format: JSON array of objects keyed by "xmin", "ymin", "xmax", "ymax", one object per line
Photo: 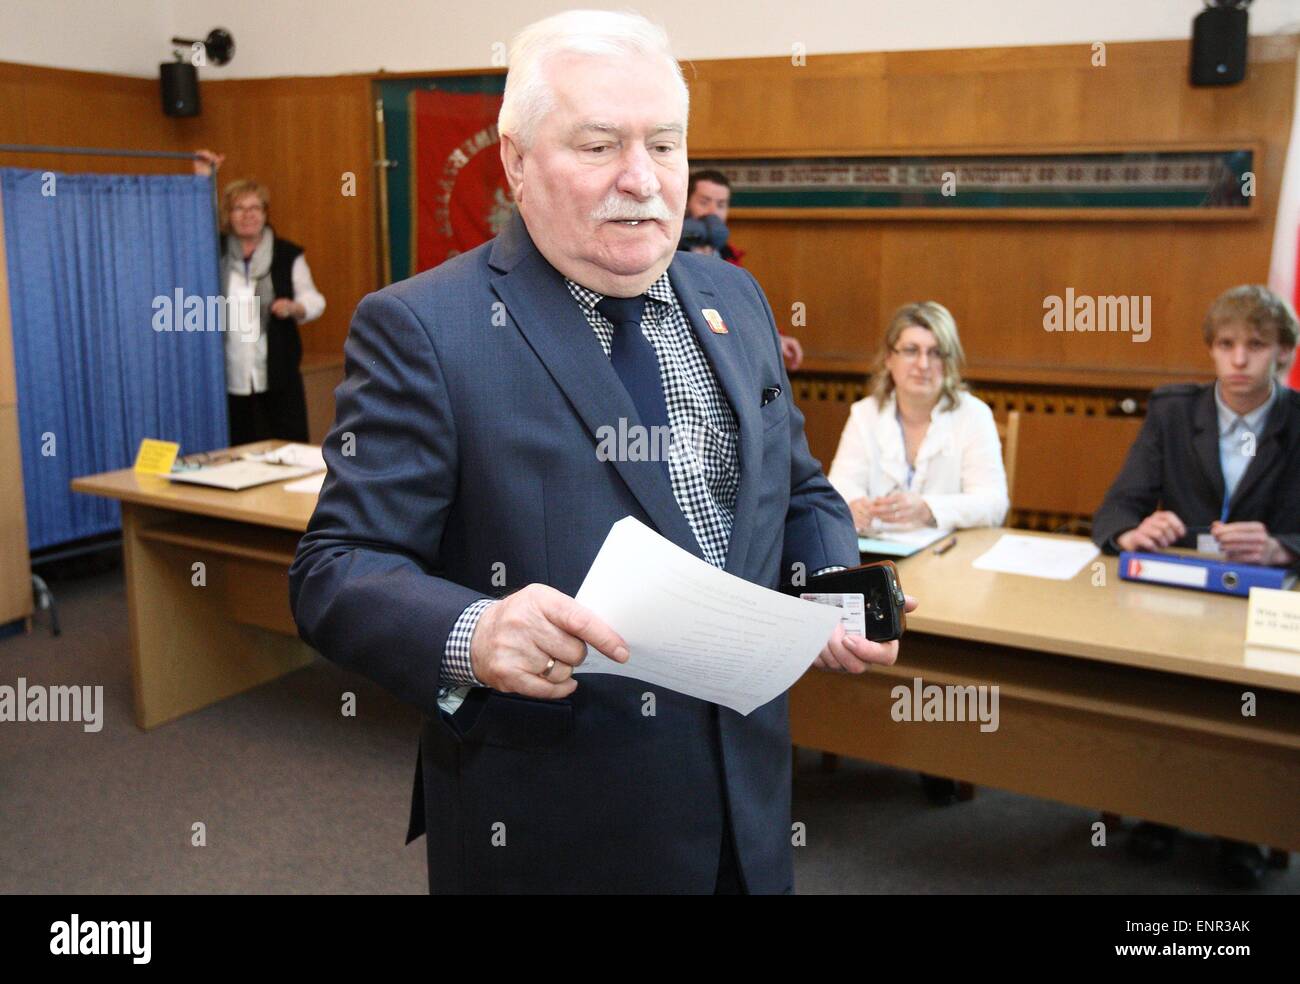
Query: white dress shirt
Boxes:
[
  {"xmin": 224, "ymin": 254, "xmax": 326, "ymax": 395},
  {"xmin": 827, "ymin": 389, "xmax": 1009, "ymax": 530},
  {"xmin": 1214, "ymin": 380, "xmax": 1276, "ymax": 508}
]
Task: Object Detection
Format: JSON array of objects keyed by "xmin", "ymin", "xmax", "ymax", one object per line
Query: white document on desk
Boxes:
[
  {"xmin": 972, "ymin": 533, "xmax": 1099, "ymax": 580},
  {"xmin": 166, "ymin": 460, "xmax": 316, "ymax": 490},
  {"xmin": 573, "ymin": 517, "xmax": 843, "ymax": 715},
  {"xmin": 245, "ymin": 442, "xmax": 326, "ymax": 471}
]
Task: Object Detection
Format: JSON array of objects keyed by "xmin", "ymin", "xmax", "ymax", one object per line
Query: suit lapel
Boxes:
[
  {"xmin": 1190, "ymin": 386, "xmax": 1226, "ymax": 510},
  {"xmin": 1226, "ymin": 391, "xmax": 1287, "ymax": 517},
  {"xmin": 488, "ymin": 212, "xmax": 701, "ymax": 557},
  {"xmin": 666, "ymin": 259, "xmax": 762, "ymax": 575}
]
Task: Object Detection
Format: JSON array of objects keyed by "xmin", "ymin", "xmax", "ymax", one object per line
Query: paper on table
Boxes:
[
  {"xmin": 573, "ymin": 517, "xmax": 843, "ymax": 715},
  {"xmin": 166, "ymin": 460, "xmax": 316, "ymax": 490},
  {"xmin": 284, "ymin": 472, "xmax": 325, "ymax": 494},
  {"xmin": 245, "ymin": 442, "xmax": 326, "ymax": 471},
  {"xmin": 971, "ymin": 533, "xmax": 1099, "ymax": 581}
]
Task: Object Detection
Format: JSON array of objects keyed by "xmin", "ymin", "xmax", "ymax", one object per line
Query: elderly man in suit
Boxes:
[
  {"xmin": 1092, "ymin": 283, "xmax": 1299, "ymax": 888},
  {"xmin": 290, "ymin": 9, "xmax": 911, "ymax": 894}
]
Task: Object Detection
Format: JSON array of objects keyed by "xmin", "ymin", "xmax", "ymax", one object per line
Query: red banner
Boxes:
[{"xmin": 410, "ymin": 89, "xmax": 513, "ymax": 272}]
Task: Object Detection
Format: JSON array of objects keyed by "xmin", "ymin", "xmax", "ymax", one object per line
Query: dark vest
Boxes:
[{"xmin": 225, "ymin": 234, "xmax": 305, "ymax": 392}]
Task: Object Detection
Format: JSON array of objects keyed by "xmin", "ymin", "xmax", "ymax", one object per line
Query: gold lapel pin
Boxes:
[{"xmin": 702, "ymin": 308, "xmax": 729, "ymax": 334}]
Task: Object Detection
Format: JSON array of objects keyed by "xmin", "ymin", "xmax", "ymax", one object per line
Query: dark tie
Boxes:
[{"xmin": 595, "ymin": 294, "xmax": 671, "ymax": 482}]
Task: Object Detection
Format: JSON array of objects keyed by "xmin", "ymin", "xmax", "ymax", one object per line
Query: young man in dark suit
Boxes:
[{"xmin": 1092, "ymin": 284, "xmax": 1299, "ymax": 887}]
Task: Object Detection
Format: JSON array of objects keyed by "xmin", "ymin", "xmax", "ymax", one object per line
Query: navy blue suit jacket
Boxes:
[{"xmin": 289, "ymin": 211, "xmax": 858, "ymax": 893}]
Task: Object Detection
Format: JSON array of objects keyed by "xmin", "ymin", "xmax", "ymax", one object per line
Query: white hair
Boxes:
[{"xmin": 498, "ymin": 9, "xmax": 689, "ymax": 151}]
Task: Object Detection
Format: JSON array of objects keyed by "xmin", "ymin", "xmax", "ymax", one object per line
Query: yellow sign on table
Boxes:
[
  {"xmin": 1246, "ymin": 587, "xmax": 1300, "ymax": 655},
  {"xmin": 133, "ymin": 439, "xmax": 180, "ymax": 475}
]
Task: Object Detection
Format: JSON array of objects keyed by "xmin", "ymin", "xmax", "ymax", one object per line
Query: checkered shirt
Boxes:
[{"xmin": 439, "ymin": 270, "xmax": 741, "ymax": 694}]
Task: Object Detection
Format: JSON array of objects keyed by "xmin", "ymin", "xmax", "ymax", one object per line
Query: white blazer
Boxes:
[{"xmin": 827, "ymin": 389, "xmax": 1009, "ymax": 530}]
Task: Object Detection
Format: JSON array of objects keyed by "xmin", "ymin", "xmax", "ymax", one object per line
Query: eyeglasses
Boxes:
[
  {"xmin": 892, "ymin": 345, "xmax": 946, "ymax": 364},
  {"xmin": 230, "ymin": 204, "xmax": 265, "ymax": 214}
]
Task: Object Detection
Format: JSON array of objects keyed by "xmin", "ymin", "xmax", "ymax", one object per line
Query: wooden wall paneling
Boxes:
[
  {"xmin": 793, "ymin": 373, "xmax": 868, "ymax": 472},
  {"xmin": 1009, "ymin": 412, "xmax": 1145, "ymax": 519},
  {"xmin": 740, "ymin": 223, "xmax": 882, "ymax": 362},
  {"xmin": 686, "ymin": 37, "xmax": 1297, "ymax": 386},
  {"xmin": 301, "ymin": 355, "xmax": 345, "ymax": 443},
  {"xmin": 0, "ymin": 63, "xmax": 186, "ymax": 173},
  {"xmin": 170, "ymin": 74, "xmax": 377, "ymax": 363},
  {"xmin": 688, "ymin": 39, "xmax": 1295, "ymax": 155}
]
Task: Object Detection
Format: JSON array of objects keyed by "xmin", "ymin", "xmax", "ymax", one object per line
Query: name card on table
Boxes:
[
  {"xmin": 133, "ymin": 439, "xmax": 179, "ymax": 475},
  {"xmin": 1246, "ymin": 587, "xmax": 1300, "ymax": 655}
]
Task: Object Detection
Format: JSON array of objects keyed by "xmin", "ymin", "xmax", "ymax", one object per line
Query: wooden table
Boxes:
[
  {"xmin": 72, "ymin": 442, "xmax": 318, "ymax": 730},
  {"xmin": 72, "ymin": 459, "xmax": 1300, "ymax": 849},
  {"xmin": 790, "ymin": 528, "xmax": 1300, "ymax": 850}
]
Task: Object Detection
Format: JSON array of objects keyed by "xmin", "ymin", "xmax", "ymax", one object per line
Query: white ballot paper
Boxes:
[
  {"xmin": 972, "ymin": 533, "xmax": 1099, "ymax": 581},
  {"xmin": 573, "ymin": 517, "xmax": 843, "ymax": 715}
]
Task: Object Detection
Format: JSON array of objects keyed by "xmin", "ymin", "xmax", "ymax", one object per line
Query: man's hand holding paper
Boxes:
[
  {"xmin": 470, "ymin": 584, "xmax": 630, "ymax": 699},
  {"xmin": 555, "ymin": 517, "xmax": 907, "ymax": 715}
]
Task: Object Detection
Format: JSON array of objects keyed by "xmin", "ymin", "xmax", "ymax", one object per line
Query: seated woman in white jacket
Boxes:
[
  {"xmin": 829, "ymin": 301, "xmax": 1008, "ymax": 807},
  {"xmin": 828, "ymin": 301, "xmax": 1009, "ymax": 534}
]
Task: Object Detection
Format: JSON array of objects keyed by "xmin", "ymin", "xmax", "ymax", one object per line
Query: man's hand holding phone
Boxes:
[{"xmin": 813, "ymin": 594, "xmax": 918, "ymax": 672}]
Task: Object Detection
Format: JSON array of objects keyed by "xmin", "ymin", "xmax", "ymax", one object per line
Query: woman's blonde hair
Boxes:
[
  {"xmin": 869, "ymin": 301, "xmax": 968, "ymax": 412},
  {"xmin": 220, "ymin": 179, "xmax": 270, "ymax": 234}
]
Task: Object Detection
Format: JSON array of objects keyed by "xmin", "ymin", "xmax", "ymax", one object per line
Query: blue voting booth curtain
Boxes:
[{"xmin": 2, "ymin": 168, "xmax": 228, "ymax": 550}]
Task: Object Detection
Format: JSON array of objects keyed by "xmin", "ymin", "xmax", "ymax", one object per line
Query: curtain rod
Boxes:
[
  {"xmin": 0, "ymin": 144, "xmax": 224, "ymax": 290},
  {"xmin": 0, "ymin": 144, "xmax": 203, "ymax": 161}
]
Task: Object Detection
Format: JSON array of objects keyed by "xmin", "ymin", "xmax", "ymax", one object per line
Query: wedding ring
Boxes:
[{"xmin": 541, "ymin": 657, "xmax": 557, "ymax": 679}]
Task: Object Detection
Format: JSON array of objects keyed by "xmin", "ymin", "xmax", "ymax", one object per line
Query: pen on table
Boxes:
[
  {"xmin": 933, "ymin": 535, "xmax": 958, "ymax": 556},
  {"xmin": 180, "ymin": 449, "xmax": 238, "ymax": 467}
]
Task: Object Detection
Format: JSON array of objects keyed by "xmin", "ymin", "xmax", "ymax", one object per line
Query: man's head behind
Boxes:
[
  {"xmin": 1202, "ymin": 285, "xmax": 1298, "ymax": 400},
  {"xmin": 498, "ymin": 9, "xmax": 690, "ymax": 295},
  {"xmin": 687, "ymin": 169, "xmax": 731, "ymax": 224}
]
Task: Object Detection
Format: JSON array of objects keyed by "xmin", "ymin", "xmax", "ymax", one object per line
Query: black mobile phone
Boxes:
[{"xmin": 781, "ymin": 560, "xmax": 907, "ymax": 642}]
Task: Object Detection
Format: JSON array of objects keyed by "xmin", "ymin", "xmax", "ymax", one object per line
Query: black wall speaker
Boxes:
[
  {"xmin": 1190, "ymin": 4, "xmax": 1249, "ymax": 87},
  {"xmin": 160, "ymin": 62, "xmax": 200, "ymax": 117}
]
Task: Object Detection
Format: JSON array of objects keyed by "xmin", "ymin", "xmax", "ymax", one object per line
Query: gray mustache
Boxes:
[{"xmin": 592, "ymin": 198, "xmax": 673, "ymax": 223}]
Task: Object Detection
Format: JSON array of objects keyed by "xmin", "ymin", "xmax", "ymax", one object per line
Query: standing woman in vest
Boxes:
[
  {"xmin": 194, "ymin": 153, "xmax": 327, "ymax": 444},
  {"xmin": 217, "ymin": 178, "xmax": 326, "ymax": 444}
]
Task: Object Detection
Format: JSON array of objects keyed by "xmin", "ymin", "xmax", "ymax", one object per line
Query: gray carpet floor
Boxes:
[{"xmin": 2, "ymin": 563, "xmax": 1294, "ymax": 894}]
